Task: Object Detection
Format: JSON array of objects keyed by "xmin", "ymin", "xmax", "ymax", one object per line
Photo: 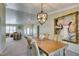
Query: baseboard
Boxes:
[
  {"xmin": 67, "ymin": 49, "xmax": 79, "ymax": 55},
  {"xmin": 0, "ymin": 45, "xmax": 6, "ymax": 55},
  {"xmin": 62, "ymin": 41, "xmax": 79, "ymax": 55}
]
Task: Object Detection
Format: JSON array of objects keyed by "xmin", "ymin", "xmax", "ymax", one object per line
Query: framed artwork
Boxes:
[{"xmin": 54, "ymin": 11, "xmax": 79, "ymax": 44}]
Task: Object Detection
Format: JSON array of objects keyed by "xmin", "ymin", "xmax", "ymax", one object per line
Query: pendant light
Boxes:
[{"xmin": 37, "ymin": 3, "xmax": 48, "ymax": 25}]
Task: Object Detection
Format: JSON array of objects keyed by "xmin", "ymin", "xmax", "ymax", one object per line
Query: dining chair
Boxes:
[
  {"xmin": 53, "ymin": 34, "xmax": 62, "ymax": 42},
  {"xmin": 25, "ymin": 37, "xmax": 32, "ymax": 56},
  {"xmin": 25, "ymin": 36, "xmax": 46, "ymax": 56},
  {"xmin": 25, "ymin": 36, "xmax": 40, "ymax": 56},
  {"xmin": 53, "ymin": 34, "xmax": 58, "ymax": 41},
  {"xmin": 30, "ymin": 40, "xmax": 40, "ymax": 56},
  {"xmin": 32, "ymin": 39, "xmax": 48, "ymax": 56}
]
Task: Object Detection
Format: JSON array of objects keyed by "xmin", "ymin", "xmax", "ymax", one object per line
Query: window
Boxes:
[
  {"xmin": 24, "ymin": 28, "xmax": 27, "ymax": 34},
  {"xmin": 6, "ymin": 26, "xmax": 16, "ymax": 33},
  {"xmin": 6, "ymin": 26, "xmax": 10, "ymax": 33},
  {"xmin": 27, "ymin": 28, "xmax": 30, "ymax": 35},
  {"xmin": 24, "ymin": 27, "xmax": 32, "ymax": 35}
]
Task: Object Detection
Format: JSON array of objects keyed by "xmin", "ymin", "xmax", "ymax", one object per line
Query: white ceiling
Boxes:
[{"xmin": 5, "ymin": 3, "xmax": 79, "ymax": 15}]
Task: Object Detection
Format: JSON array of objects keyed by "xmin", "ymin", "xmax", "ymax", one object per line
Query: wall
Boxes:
[
  {"xmin": 39, "ymin": 15, "xmax": 54, "ymax": 39},
  {"xmin": 40, "ymin": 6, "xmax": 79, "ymax": 54},
  {"xmin": 6, "ymin": 8, "xmax": 35, "ymax": 35},
  {"xmin": 0, "ymin": 3, "xmax": 6, "ymax": 54},
  {"xmin": 6, "ymin": 8, "xmax": 35, "ymax": 24}
]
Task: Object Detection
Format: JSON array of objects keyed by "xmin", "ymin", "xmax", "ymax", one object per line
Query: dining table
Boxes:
[{"xmin": 36, "ymin": 39, "xmax": 68, "ymax": 56}]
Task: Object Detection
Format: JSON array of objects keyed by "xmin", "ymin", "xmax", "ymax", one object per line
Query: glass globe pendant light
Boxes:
[{"xmin": 37, "ymin": 3, "xmax": 48, "ymax": 25}]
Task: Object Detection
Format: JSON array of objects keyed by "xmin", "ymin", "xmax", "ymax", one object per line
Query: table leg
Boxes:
[
  {"xmin": 59, "ymin": 50, "xmax": 60, "ymax": 56},
  {"xmin": 39, "ymin": 47, "xmax": 49, "ymax": 56},
  {"xmin": 63, "ymin": 48, "xmax": 65, "ymax": 56}
]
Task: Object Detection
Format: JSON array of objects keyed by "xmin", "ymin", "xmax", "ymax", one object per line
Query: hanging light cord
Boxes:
[{"xmin": 41, "ymin": 3, "xmax": 43, "ymax": 12}]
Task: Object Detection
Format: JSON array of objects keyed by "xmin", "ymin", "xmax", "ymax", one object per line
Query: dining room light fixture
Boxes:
[{"xmin": 37, "ymin": 3, "xmax": 48, "ymax": 25}]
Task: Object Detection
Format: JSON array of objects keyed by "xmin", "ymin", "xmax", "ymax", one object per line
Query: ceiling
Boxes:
[{"xmin": 5, "ymin": 3, "xmax": 79, "ymax": 15}]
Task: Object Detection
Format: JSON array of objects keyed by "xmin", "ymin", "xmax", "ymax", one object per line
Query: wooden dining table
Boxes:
[{"xmin": 36, "ymin": 39, "xmax": 68, "ymax": 56}]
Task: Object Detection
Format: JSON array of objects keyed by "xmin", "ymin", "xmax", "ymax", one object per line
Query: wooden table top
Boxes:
[{"xmin": 36, "ymin": 39, "xmax": 67, "ymax": 55}]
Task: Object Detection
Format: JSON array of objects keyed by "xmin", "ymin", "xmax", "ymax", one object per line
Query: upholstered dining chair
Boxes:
[
  {"xmin": 25, "ymin": 36, "xmax": 46, "ymax": 56},
  {"xmin": 53, "ymin": 34, "xmax": 58, "ymax": 41},
  {"xmin": 31, "ymin": 39, "xmax": 48, "ymax": 56},
  {"xmin": 25, "ymin": 36, "xmax": 40, "ymax": 56},
  {"xmin": 25, "ymin": 36, "xmax": 32, "ymax": 55},
  {"xmin": 25, "ymin": 37, "xmax": 46, "ymax": 56},
  {"xmin": 30, "ymin": 39, "xmax": 40, "ymax": 56}
]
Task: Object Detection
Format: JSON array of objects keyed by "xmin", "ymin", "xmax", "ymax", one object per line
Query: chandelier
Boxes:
[{"xmin": 37, "ymin": 3, "xmax": 48, "ymax": 25}]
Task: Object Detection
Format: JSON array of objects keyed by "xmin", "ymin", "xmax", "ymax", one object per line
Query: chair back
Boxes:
[
  {"xmin": 25, "ymin": 37, "xmax": 40, "ymax": 56},
  {"xmin": 31, "ymin": 40, "xmax": 40, "ymax": 56},
  {"xmin": 27, "ymin": 38, "xmax": 32, "ymax": 46},
  {"xmin": 53, "ymin": 34, "xmax": 59, "ymax": 41}
]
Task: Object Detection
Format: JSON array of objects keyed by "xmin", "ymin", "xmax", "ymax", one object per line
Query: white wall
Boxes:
[
  {"xmin": 0, "ymin": 4, "xmax": 6, "ymax": 54},
  {"xmin": 6, "ymin": 8, "xmax": 35, "ymax": 24},
  {"xmin": 39, "ymin": 15, "xmax": 54, "ymax": 39}
]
